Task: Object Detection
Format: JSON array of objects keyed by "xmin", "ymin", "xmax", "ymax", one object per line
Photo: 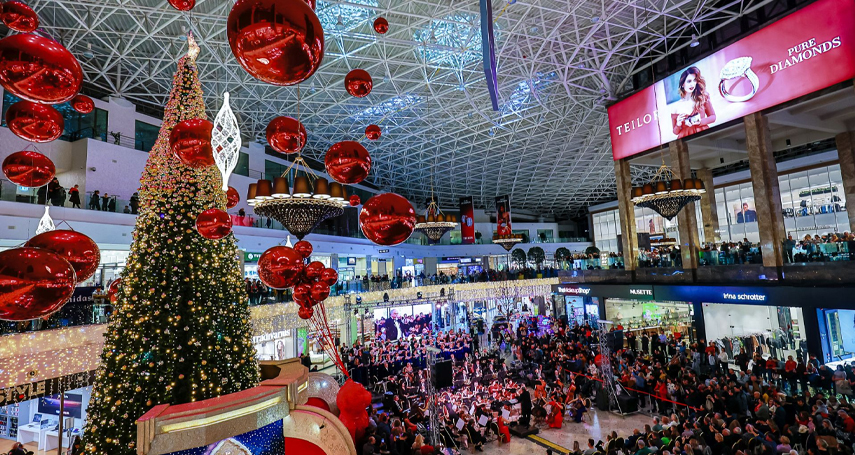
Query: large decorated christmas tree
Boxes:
[{"xmin": 81, "ymin": 38, "xmax": 258, "ymax": 454}]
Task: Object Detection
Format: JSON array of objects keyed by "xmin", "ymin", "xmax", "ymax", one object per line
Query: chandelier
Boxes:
[
  {"xmin": 415, "ymin": 199, "xmax": 458, "ymax": 244},
  {"xmin": 631, "ymin": 163, "xmax": 705, "ymax": 220},
  {"xmin": 492, "ymin": 234, "xmax": 523, "ymax": 252},
  {"xmin": 247, "ymin": 155, "xmax": 346, "ymax": 239}
]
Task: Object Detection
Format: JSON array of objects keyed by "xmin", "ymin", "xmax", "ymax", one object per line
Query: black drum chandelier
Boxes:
[
  {"xmin": 247, "ymin": 155, "xmax": 346, "ymax": 239},
  {"xmin": 631, "ymin": 163, "xmax": 705, "ymax": 220}
]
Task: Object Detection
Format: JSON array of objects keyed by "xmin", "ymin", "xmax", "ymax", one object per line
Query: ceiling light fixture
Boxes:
[
  {"xmin": 690, "ymin": 33, "xmax": 700, "ymax": 48},
  {"xmin": 631, "ymin": 161, "xmax": 706, "ymax": 220}
]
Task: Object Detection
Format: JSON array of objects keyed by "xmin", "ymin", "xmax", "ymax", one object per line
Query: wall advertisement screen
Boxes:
[{"xmin": 607, "ymin": 0, "xmax": 855, "ymax": 160}]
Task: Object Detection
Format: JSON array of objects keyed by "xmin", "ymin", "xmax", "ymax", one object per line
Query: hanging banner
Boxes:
[
  {"xmin": 480, "ymin": 0, "xmax": 500, "ymax": 111},
  {"xmin": 495, "ymin": 195, "xmax": 512, "ymax": 236},
  {"xmin": 460, "ymin": 196, "xmax": 475, "ymax": 244},
  {"xmin": 607, "ymin": 0, "xmax": 855, "ymax": 160}
]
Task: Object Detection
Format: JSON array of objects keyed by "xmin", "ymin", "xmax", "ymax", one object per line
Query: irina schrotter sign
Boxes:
[{"xmin": 607, "ymin": 0, "xmax": 855, "ymax": 160}]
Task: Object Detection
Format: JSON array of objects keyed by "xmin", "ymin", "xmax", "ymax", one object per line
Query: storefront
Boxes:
[
  {"xmin": 252, "ymin": 330, "xmax": 295, "ymax": 361},
  {"xmin": 553, "ymin": 283, "xmax": 855, "ymax": 364},
  {"xmin": 0, "ymin": 371, "xmax": 96, "ymax": 450}
]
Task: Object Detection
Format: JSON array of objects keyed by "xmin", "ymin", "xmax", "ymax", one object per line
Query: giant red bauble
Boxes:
[
  {"xmin": 1, "ymin": 1, "xmax": 38, "ymax": 32},
  {"xmin": 2, "ymin": 151, "xmax": 55, "ymax": 187},
  {"xmin": 320, "ymin": 267, "xmax": 338, "ymax": 286},
  {"xmin": 344, "ymin": 69, "xmax": 372, "ymax": 98},
  {"xmin": 373, "ymin": 17, "xmax": 389, "ymax": 35},
  {"xmin": 266, "ymin": 116, "xmax": 307, "ymax": 154},
  {"xmin": 359, "ymin": 193, "xmax": 416, "ymax": 246},
  {"xmin": 168, "ymin": 0, "xmax": 195, "ymax": 11},
  {"xmin": 365, "ymin": 124, "xmax": 381, "ymax": 140},
  {"xmin": 298, "ymin": 305, "xmax": 314, "ymax": 319},
  {"xmin": 107, "ymin": 278, "xmax": 121, "ymax": 303},
  {"xmin": 293, "ymin": 283, "xmax": 313, "ymax": 305},
  {"xmin": 294, "ymin": 240, "xmax": 313, "ymax": 259},
  {"xmin": 349, "ymin": 195, "xmax": 361, "ymax": 207},
  {"xmin": 70, "ymin": 95, "xmax": 94, "ymax": 114},
  {"xmin": 227, "ymin": 0, "xmax": 325, "ymax": 86},
  {"xmin": 170, "ymin": 118, "xmax": 214, "ymax": 168},
  {"xmin": 25, "ymin": 230, "xmax": 101, "ymax": 282},
  {"xmin": 195, "ymin": 208, "xmax": 232, "ymax": 240},
  {"xmin": 304, "ymin": 261, "xmax": 324, "ymax": 281},
  {"xmin": 6, "ymin": 100, "xmax": 63, "ymax": 143},
  {"xmin": 310, "ymin": 281, "xmax": 330, "ymax": 302},
  {"xmin": 226, "ymin": 186, "xmax": 240, "ymax": 209},
  {"xmin": 324, "ymin": 141, "xmax": 371, "ymax": 184},
  {"xmin": 303, "ymin": 0, "xmax": 316, "ymax": 10},
  {"xmin": 0, "ymin": 247, "xmax": 76, "ymax": 321},
  {"xmin": 0, "ymin": 34, "xmax": 83, "ymax": 104},
  {"xmin": 257, "ymin": 246, "xmax": 304, "ymax": 289}
]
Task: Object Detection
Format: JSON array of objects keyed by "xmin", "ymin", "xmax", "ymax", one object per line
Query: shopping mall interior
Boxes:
[{"xmin": 1, "ymin": 0, "xmax": 855, "ymax": 454}]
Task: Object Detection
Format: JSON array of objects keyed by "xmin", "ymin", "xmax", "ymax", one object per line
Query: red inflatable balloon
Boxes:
[
  {"xmin": 306, "ymin": 397, "xmax": 330, "ymax": 411},
  {"xmin": 258, "ymin": 246, "xmax": 304, "ymax": 289},
  {"xmin": 2, "ymin": 1, "xmax": 38, "ymax": 32},
  {"xmin": 325, "ymin": 141, "xmax": 371, "ymax": 184},
  {"xmin": 25, "ymin": 230, "xmax": 101, "ymax": 282},
  {"xmin": 293, "ymin": 283, "xmax": 312, "ymax": 304},
  {"xmin": 320, "ymin": 268, "xmax": 338, "ymax": 286},
  {"xmin": 359, "ymin": 193, "xmax": 416, "ymax": 246},
  {"xmin": 0, "ymin": 247, "xmax": 76, "ymax": 321},
  {"xmin": 337, "ymin": 379, "xmax": 372, "ymax": 444},
  {"xmin": 6, "ymin": 100, "xmax": 64, "ymax": 143},
  {"xmin": 226, "ymin": 186, "xmax": 240, "ymax": 209},
  {"xmin": 266, "ymin": 116, "xmax": 307, "ymax": 154},
  {"xmin": 2, "ymin": 151, "xmax": 55, "ymax": 187},
  {"xmin": 310, "ymin": 281, "xmax": 330, "ymax": 302},
  {"xmin": 170, "ymin": 118, "xmax": 214, "ymax": 168},
  {"xmin": 294, "ymin": 240, "xmax": 313, "ymax": 259},
  {"xmin": 227, "ymin": 0, "xmax": 325, "ymax": 86},
  {"xmin": 344, "ymin": 69, "xmax": 372, "ymax": 98},
  {"xmin": 70, "ymin": 95, "xmax": 94, "ymax": 114},
  {"xmin": 107, "ymin": 278, "xmax": 122, "ymax": 304},
  {"xmin": 349, "ymin": 195, "xmax": 361, "ymax": 207},
  {"xmin": 373, "ymin": 17, "xmax": 389, "ymax": 35},
  {"xmin": 298, "ymin": 305, "xmax": 314, "ymax": 319},
  {"xmin": 0, "ymin": 34, "xmax": 83, "ymax": 104},
  {"xmin": 304, "ymin": 261, "xmax": 324, "ymax": 281},
  {"xmin": 168, "ymin": 0, "xmax": 195, "ymax": 11},
  {"xmin": 365, "ymin": 124, "xmax": 381, "ymax": 140},
  {"xmin": 195, "ymin": 208, "xmax": 232, "ymax": 240},
  {"xmin": 303, "ymin": 0, "xmax": 316, "ymax": 10}
]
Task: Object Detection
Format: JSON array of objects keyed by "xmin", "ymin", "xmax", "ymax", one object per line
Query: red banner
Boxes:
[
  {"xmin": 608, "ymin": 0, "xmax": 855, "ymax": 160},
  {"xmin": 459, "ymin": 196, "xmax": 475, "ymax": 244},
  {"xmin": 495, "ymin": 195, "xmax": 512, "ymax": 236}
]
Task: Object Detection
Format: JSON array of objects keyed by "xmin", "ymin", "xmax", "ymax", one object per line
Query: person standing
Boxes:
[
  {"xmin": 108, "ymin": 195, "xmax": 116, "ymax": 212},
  {"xmin": 69, "ymin": 184, "xmax": 82, "ymax": 208},
  {"xmin": 130, "ymin": 192, "xmax": 140, "ymax": 214},
  {"xmin": 102, "ymin": 192, "xmax": 110, "ymax": 211},
  {"xmin": 89, "ymin": 190, "xmax": 101, "ymax": 210}
]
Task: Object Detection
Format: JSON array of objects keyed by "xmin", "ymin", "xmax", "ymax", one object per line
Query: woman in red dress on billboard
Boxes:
[{"xmin": 671, "ymin": 66, "xmax": 717, "ymax": 138}]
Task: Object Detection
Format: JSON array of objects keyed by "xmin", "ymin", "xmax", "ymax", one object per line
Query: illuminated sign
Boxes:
[
  {"xmin": 0, "ymin": 371, "xmax": 96, "ymax": 406},
  {"xmin": 629, "ymin": 288, "xmax": 653, "ymax": 296},
  {"xmin": 607, "ymin": 0, "xmax": 855, "ymax": 160},
  {"xmin": 557, "ymin": 286, "xmax": 591, "ymax": 295},
  {"xmin": 722, "ymin": 292, "xmax": 766, "ymax": 302}
]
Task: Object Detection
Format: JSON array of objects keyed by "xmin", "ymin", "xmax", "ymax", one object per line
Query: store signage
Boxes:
[
  {"xmin": 721, "ymin": 292, "xmax": 766, "ymax": 302},
  {"xmin": 629, "ymin": 288, "xmax": 653, "ymax": 296},
  {"xmin": 0, "ymin": 370, "xmax": 96, "ymax": 406},
  {"xmin": 243, "ymin": 251, "xmax": 263, "ymax": 262},
  {"xmin": 607, "ymin": 0, "xmax": 855, "ymax": 160},
  {"xmin": 347, "ymin": 257, "xmax": 357, "ymax": 266},
  {"xmin": 69, "ymin": 286, "xmax": 97, "ymax": 304},
  {"xmin": 556, "ymin": 286, "xmax": 591, "ymax": 295},
  {"xmin": 378, "ymin": 249, "xmax": 390, "ymax": 253},
  {"xmin": 252, "ymin": 330, "xmax": 291, "ymax": 344}
]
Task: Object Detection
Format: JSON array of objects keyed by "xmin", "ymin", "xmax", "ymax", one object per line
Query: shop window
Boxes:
[
  {"xmin": 703, "ymin": 303, "xmax": 806, "ymax": 360},
  {"xmin": 234, "ymin": 152, "xmax": 250, "ymax": 177},
  {"xmin": 605, "ymin": 299, "xmax": 695, "ymax": 344},
  {"xmin": 135, "ymin": 120, "xmax": 159, "ymax": 152}
]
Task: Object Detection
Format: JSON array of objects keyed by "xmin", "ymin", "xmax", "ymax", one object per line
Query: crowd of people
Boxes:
[
  {"xmin": 26, "ymin": 179, "xmax": 140, "ymax": 214},
  {"xmin": 342, "ymin": 314, "xmax": 855, "ymax": 455}
]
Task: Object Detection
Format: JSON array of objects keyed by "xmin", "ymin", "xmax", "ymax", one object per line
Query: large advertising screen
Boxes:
[
  {"xmin": 459, "ymin": 196, "xmax": 475, "ymax": 244},
  {"xmin": 608, "ymin": 0, "xmax": 855, "ymax": 160}
]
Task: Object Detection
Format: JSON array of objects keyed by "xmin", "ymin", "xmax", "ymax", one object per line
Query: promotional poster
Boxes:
[
  {"xmin": 495, "ymin": 195, "xmax": 512, "ymax": 236},
  {"xmin": 459, "ymin": 196, "xmax": 475, "ymax": 244},
  {"xmin": 607, "ymin": 0, "xmax": 855, "ymax": 160}
]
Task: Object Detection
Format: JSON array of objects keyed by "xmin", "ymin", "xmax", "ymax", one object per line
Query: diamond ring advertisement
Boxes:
[{"xmin": 718, "ymin": 57, "xmax": 760, "ymax": 103}]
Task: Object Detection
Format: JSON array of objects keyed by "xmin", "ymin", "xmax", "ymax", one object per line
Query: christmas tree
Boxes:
[{"xmin": 81, "ymin": 37, "xmax": 259, "ymax": 455}]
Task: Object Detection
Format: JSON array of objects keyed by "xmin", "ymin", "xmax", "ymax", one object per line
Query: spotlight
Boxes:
[
  {"xmin": 83, "ymin": 43, "xmax": 94, "ymax": 59},
  {"xmin": 335, "ymin": 16, "xmax": 345, "ymax": 30},
  {"xmin": 690, "ymin": 34, "xmax": 700, "ymax": 48}
]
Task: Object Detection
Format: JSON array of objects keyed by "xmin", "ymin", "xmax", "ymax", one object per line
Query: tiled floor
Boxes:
[{"xmin": 476, "ymin": 409, "xmax": 651, "ymax": 455}]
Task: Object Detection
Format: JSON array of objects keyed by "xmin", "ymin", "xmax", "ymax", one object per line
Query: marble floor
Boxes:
[{"xmin": 476, "ymin": 409, "xmax": 651, "ymax": 455}]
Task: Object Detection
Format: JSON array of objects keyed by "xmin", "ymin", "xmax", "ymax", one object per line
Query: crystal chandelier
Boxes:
[
  {"xmin": 247, "ymin": 155, "xmax": 346, "ymax": 240},
  {"xmin": 631, "ymin": 163, "xmax": 706, "ymax": 220},
  {"xmin": 492, "ymin": 235, "xmax": 523, "ymax": 252},
  {"xmin": 415, "ymin": 199, "xmax": 458, "ymax": 244}
]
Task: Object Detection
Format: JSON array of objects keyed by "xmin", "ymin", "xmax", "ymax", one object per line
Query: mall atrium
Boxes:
[{"xmin": 1, "ymin": 0, "xmax": 854, "ymax": 454}]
